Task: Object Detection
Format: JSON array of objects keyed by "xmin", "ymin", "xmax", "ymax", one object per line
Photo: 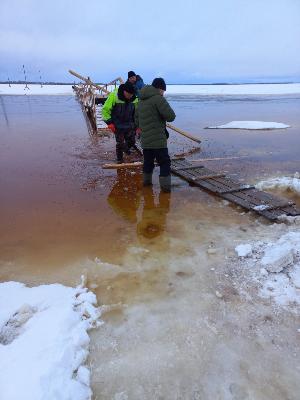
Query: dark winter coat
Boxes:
[
  {"xmin": 102, "ymin": 85, "xmax": 138, "ymax": 130},
  {"xmin": 135, "ymin": 85, "xmax": 176, "ymax": 149}
]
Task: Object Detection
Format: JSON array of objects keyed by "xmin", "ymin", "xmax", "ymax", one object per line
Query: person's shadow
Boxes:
[{"xmin": 107, "ymin": 170, "xmax": 171, "ymax": 240}]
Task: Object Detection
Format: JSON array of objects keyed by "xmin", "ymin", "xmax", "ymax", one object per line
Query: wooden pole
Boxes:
[
  {"xmin": 69, "ymin": 69, "xmax": 111, "ymax": 95},
  {"xmin": 166, "ymin": 123, "xmax": 201, "ymax": 144},
  {"xmin": 191, "ymin": 156, "xmax": 249, "ymax": 162},
  {"xmin": 106, "ymin": 77, "xmax": 124, "ymax": 85}
]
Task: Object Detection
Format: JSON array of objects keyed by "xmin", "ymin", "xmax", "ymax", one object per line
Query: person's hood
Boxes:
[{"xmin": 139, "ymin": 85, "xmax": 161, "ymax": 100}]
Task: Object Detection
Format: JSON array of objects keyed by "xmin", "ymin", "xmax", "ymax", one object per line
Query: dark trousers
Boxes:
[
  {"xmin": 143, "ymin": 148, "xmax": 171, "ymax": 177},
  {"xmin": 115, "ymin": 129, "xmax": 136, "ymax": 161}
]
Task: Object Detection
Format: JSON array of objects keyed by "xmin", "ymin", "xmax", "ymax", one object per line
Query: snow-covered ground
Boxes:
[
  {"xmin": 207, "ymin": 121, "xmax": 290, "ymax": 130},
  {"xmin": 0, "ymin": 84, "xmax": 74, "ymax": 95},
  {"xmin": 1, "ymin": 83, "xmax": 300, "ymax": 96},
  {"xmin": 166, "ymin": 83, "xmax": 300, "ymax": 95},
  {"xmin": 0, "ymin": 281, "xmax": 101, "ymax": 400}
]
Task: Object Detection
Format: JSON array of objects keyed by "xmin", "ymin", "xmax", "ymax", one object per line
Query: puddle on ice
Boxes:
[{"xmin": 1, "ymin": 95, "xmax": 300, "ymax": 399}]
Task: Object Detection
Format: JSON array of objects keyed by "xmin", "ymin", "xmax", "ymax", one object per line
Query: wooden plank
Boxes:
[
  {"xmin": 217, "ymin": 186, "xmax": 255, "ymax": 194},
  {"xmin": 174, "ymin": 164, "xmax": 205, "ymax": 171},
  {"xmin": 191, "ymin": 173, "xmax": 226, "ymax": 181},
  {"xmin": 170, "ymin": 159, "xmax": 300, "ymax": 221},
  {"xmin": 102, "ymin": 162, "xmax": 143, "ymax": 169}
]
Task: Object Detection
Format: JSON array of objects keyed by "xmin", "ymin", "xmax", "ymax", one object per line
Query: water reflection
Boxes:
[
  {"xmin": 137, "ymin": 188, "xmax": 170, "ymax": 239},
  {"xmin": 107, "ymin": 170, "xmax": 171, "ymax": 239},
  {"xmin": 0, "ymin": 96, "xmax": 10, "ymax": 128},
  {"xmin": 107, "ymin": 170, "xmax": 142, "ymax": 223}
]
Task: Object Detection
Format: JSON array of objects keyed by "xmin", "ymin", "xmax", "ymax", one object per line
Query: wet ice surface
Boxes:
[{"xmin": 0, "ymin": 94, "xmax": 300, "ymax": 399}]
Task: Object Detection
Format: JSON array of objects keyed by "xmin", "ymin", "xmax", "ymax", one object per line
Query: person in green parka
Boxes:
[{"xmin": 135, "ymin": 78, "xmax": 176, "ymax": 192}]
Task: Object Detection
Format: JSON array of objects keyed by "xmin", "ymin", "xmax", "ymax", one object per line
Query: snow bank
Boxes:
[
  {"xmin": 207, "ymin": 121, "xmax": 290, "ymax": 129},
  {"xmin": 0, "ymin": 281, "xmax": 101, "ymax": 400},
  {"xmin": 256, "ymin": 173, "xmax": 300, "ymax": 195},
  {"xmin": 166, "ymin": 83, "xmax": 300, "ymax": 95},
  {"xmin": 235, "ymin": 231, "xmax": 300, "ymax": 307}
]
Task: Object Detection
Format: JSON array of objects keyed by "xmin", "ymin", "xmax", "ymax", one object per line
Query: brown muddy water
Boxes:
[{"xmin": 0, "ymin": 94, "xmax": 300, "ymax": 399}]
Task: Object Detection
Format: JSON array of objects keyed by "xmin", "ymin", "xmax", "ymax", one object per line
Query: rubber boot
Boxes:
[
  {"xmin": 159, "ymin": 175, "xmax": 171, "ymax": 193},
  {"xmin": 143, "ymin": 173, "xmax": 153, "ymax": 186}
]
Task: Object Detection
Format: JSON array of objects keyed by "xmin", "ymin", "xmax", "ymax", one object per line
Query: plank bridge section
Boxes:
[{"xmin": 171, "ymin": 158, "xmax": 300, "ymax": 221}]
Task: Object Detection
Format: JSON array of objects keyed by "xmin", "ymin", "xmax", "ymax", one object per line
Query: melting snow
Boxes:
[
  {"xmin": 236, "ymin": 231, "xmax": 300, "ymax": 307},
  {"xmin": 235, "ymin": 244, "xmax": 252, "ymax": 257},
  {"xmin": 256, "ymin": 172, "xmax": 300, "ymax": 195},
  {"xmin": 0, "ymin": 281, "xmax": 101, "ymax": 400}
]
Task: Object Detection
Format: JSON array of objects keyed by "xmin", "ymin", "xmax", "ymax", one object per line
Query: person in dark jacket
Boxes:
[
  {"xmin": 135, "ymin": 78, "xmax": 176, "ymax": 192},
  {"xmin": 135, "ymin": 75, "xmax": 145, "ymax": 98},
  {"xmin": 127, "ymin": 70, "xmax": 137, "ymax": 85},
  {"xmin": 102, "ymin": 82, "xmax": 138, "ymax": 163},
  {"xmin": 126, "ymin": 71, "xmax": 145, "ymax": 97}
]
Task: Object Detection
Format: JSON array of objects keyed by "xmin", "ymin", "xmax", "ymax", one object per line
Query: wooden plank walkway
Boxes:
[{"xmin": 171, "ymin": 158, "xmax": 300, "ymax": 221}]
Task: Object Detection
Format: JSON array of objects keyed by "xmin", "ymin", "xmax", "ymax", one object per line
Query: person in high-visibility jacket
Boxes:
[{"xmin": 102, "ymin": 82, "xmax": 138, "ymax": 163}]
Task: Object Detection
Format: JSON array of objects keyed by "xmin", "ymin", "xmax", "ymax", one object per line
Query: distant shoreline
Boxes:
[
  {"xmin": 1, "ymin": 83, "xmax": 300, "ymax": 96},
  {"xmin": 1, "ymin": 81, "xmax": 299, "ymax": 86}
]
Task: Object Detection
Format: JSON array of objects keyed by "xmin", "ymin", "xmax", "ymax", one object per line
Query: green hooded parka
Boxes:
[{"xmin": 135, "ymin": 85, "xmax": 176, "ymax": 149}]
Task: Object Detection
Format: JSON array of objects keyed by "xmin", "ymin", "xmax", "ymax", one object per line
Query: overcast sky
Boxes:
[{"xmin": 1, "ymin": 0, "xmax": 300, "ymax": 83}]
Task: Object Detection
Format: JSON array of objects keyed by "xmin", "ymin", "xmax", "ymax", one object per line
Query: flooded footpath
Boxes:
[{"xmin": 0, "ymin": 94, "xmax": 300, "ymax": 399}]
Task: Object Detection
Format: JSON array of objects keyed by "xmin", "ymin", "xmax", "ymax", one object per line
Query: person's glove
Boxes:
[
  {"xmin": 107, "ymin": 123, "xmax": 116, "ymax": 133},
  {"xmin": 136, "ymin": 127, "xmax": 142, "ymax": 139}
]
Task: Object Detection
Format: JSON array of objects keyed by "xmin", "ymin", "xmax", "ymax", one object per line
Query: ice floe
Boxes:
[
  {"xmin": 0, "ymin": 281, "xmax": 101, "ymax": 400},
  {"xmin": 207, "ymin": 121, "xmax": 290, "ymax": 129}
]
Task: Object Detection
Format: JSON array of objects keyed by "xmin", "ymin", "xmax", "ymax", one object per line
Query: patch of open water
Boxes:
[{"xmin": 0, "ymin": 94, "xmax": 299, "ymax": 399}]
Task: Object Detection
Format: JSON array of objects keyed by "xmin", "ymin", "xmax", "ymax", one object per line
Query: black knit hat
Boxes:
[
  {"xmin": 128, "ymin": 71, "xmax": 136, "ymax": 79},
  {"xmin": 122, "ymin": 82, "xmax": 135, "ymax": 94},
  {"xmin": 152, "ymin": 77, "xmax": 166, "ymax": 91}
]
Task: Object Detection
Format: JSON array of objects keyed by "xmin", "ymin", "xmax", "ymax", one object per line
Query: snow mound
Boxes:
[
  {"xmin": 0, "ymin": 282, "xmax": 101, "ymax": 400},
  {"xmin": 207, "ymin": 121, "xmax": 290, "ymax": 129},
  {"xmin": 256, "ymin": 172, "xmax": 300, "ymax": 195},
  {"xmin": 236, "ymin": 231, "xmax": 300, "ymax": 307}
]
